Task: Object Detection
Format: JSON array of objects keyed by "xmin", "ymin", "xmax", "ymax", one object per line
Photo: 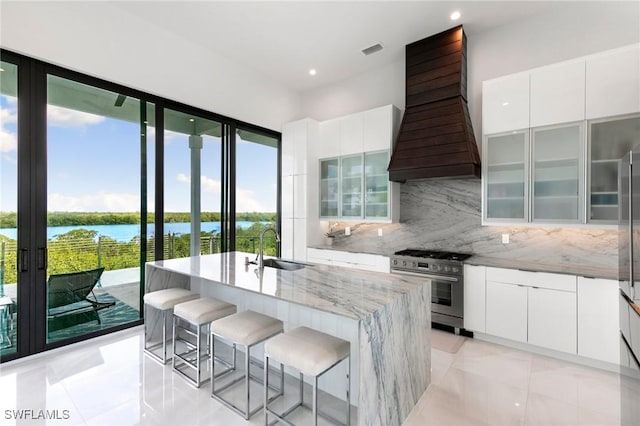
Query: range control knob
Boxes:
[
  {"xmin": 412, "ymin": 261, "xmax": 417, "ymax": 268},
  {"xmin": 452, "ymin": 266, "xmax": 459, "ymax": 273},
  {"xmin": 392, "ymin": 259, "xmax": 398, "ymax": 266},
  {"xmin": 433, "ymin": 264, "xmax": 440, "ymax": 272},
  {"xmin": 444, "ymin": 265, "xmax": 451, "ymax": 272},
  {"xmin": 402, "ymin": 260, "xmax": 407, "ymax": 267}
]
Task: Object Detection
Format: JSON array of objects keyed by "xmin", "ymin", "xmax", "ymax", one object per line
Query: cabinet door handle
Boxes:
[{"xmin": 18, "ymin": 248, "xmax": 28, "ymax": 272}]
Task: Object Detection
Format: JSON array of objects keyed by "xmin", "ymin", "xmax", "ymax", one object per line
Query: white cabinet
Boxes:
[
  {"xmin": 486, "ymin": 280, "xmax": 528, "ymax": 343},
  {"xmin": 306, "ymin": 248, "xmax": 390, "ymax": 273},
  {"xmin": 482, "ymin": 72, "xmax": 530, "ymax": 134},
  {"xmin": 484, "ymin": 267, "xmax": 577, "ymax": 354},
  {"xmin": 339, "ymin": 113, "xmax": 364, "ymax": 156},
  {"xmin": 528, "ymin": 286, "xmax": 577, "ymax": 353},
  {"xmin": 463, "ymin": 265, "xmax": 486, "ymax": 333},
  {"xmin": 317, "ymin": 119, "xmax": 340, "ymax": 159},
  {"xmin": 530, "ymin": 60, "xmax": 586, "ymax": 127},
  {"xmin": 577, "ymin": 276, "xmax": 620, "ymax": 364},
  {"xmin": 281, "ymin": 118, "xmax": 318, "ymax": 262},
  {"xmin": 586, "ymin": 44, "xmax": 640, "ymax": 119},
  {"xmin": 363, "ymin": 105, "xmax": 396, "ymax": 152}
]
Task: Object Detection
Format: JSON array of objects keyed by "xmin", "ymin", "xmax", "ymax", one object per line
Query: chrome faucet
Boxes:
[{"xmin": 257, "ymin": 227, "xmax": 280, "ymax": 269}]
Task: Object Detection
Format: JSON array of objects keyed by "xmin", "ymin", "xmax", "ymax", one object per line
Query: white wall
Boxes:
[
  {"xmin": 300, "ymin": 61, "xmax": 405, "ymax": 122},
  {"xmin": 300, "ymin": 1, "xmax": 640, "ymax": 139},
  {"xmin": 0, "ymin": 2, "xmax": 300, "ymax": 132}
]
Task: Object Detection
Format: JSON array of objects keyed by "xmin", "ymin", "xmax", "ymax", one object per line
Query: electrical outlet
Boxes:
[
  {"xmin": 345, "ymin": 227, "xmax": 351, "ymax": 236},
  {"xmin": 502, "ymin": 233, "xmax": 510, "ymax": 244},
  {"xmin": 378, "ymin": 228, "xmax": 383, "ymax": 237}
]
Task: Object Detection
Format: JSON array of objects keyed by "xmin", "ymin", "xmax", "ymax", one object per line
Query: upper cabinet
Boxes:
[
  {"xmin": 586, "ymin": 44, "xmax": 640, "ymax": 120},
  {"xmin": 316, "ymin": 105, "xmax": 400, "ymax": 222},
  {"xmin": 482, "ymin": 43, "xmax": 640, "ymax": 226},
  {"xmin": 482, "ymin": 72, "xmax": 530, "ymax": 134},
  {"xmin": 530, "ymin": 60, "xmax": 585, "ymax": 127}
]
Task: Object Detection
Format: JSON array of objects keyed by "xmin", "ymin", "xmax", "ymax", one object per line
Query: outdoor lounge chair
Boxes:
[{"xmin": 47, "ymin": 267, "xmax": 115, "ymax": 330}]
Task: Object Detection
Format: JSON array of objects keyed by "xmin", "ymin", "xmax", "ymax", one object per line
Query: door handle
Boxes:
[
  {"xmin": 18, "ymin": 248, "xmax": 28, "ymax": 272},
  {"xmin": 37, "ymin": 247, "xmax": 47, "ymax": 270}
]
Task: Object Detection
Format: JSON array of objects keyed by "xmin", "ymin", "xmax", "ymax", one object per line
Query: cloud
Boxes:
[
  {"xmin": 0, "ymin": 128, "xmax": 17, "ymax": 153},
  {"xmin": 47, "ymin": 105, "xmax": 105, "ymax": 128},
  {"xmin": 176, "ymin": 173, "xmax": 267, "ymax": 212},
  {"xmin": 0, "ymin": 105, "xmax": 17, "ymax": 125},
  {"xmin": 48, "ymin": 192, "xmax": 139, "ymax": 212}
]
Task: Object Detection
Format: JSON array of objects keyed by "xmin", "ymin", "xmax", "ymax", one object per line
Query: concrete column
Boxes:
[{"xmin": 189, "ymin": 135, "xmax": 203, "ymax": 257}]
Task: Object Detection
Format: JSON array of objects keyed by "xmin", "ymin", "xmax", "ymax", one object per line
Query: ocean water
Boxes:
[{"xmin": 0, "ymin": 221, "xmax": 261, "ymax": 243}]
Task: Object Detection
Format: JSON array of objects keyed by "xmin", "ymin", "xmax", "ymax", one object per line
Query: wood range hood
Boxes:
[{"xmin": 388, "ymin": 25, "xmax": 481, "ymax": 182}]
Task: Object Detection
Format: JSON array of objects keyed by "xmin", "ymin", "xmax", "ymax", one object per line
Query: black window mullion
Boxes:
[
  {"xmin": 155, "ymin": 103, "xmax": 164, "ymax": 261},
  {"xmin": 229, "ymin": 124, "xmax": 237, "ymax": 252}
]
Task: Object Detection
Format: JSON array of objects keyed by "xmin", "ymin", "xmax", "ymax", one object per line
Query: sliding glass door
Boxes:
[
  {"xmin": 0, "ymin": 48, "xmax": 280, "ymax": 362},
  {"xmin": 0, "ymin": 60, "xmax": 19, "ymax": 358},
  {"xmin": 163, "ymin": 108, "xmax": 222, "ymax": 259},
  {"xmin": 44, "ymin": 75, "xmax": 151, "ymax": 344}
]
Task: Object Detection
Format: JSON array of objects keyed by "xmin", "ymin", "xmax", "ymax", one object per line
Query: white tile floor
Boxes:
[{"xmin": 1, "ymin": 326, "xmax": 638, "ymax": 425}]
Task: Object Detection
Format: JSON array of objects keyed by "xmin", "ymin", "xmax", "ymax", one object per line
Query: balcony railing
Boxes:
[{"xmin": 0, "ymin": 234, "xmax": 276, "ymax": 291}]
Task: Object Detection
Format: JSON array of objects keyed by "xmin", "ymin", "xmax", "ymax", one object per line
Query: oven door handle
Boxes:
[{"xmin": 392, "ymin": 269, "xmax": 459, "ymax": 282}]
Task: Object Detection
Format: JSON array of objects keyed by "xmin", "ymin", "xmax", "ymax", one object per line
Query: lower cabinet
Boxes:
[
  {"xmin": 528, "ymin": 286, "xmax": 577, "ymax": 353},
  {"xmin": 577, "ymin": 277, "xmax": 620, "ymax": 364},
  {"xmin": 306, "ymin": 247, "xmax": 390, "ymax": 273},
  {"xmin": 484, "ymin": 267, "xmax": 577, "ymax": 354},
  {"xmin": 463, "ymin": 265, "xmax": 486, "ymax": 332},
  {"xmin": 486, "ymin": 281, "xmax": 528, "ymax": 343}
]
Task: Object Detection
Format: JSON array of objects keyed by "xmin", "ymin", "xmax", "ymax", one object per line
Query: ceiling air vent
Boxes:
[{"xmin": 361, "ymin": 43, "xmax": 384, "ymax": 56}]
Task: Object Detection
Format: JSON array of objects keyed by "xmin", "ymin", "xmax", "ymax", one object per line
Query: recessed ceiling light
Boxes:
[
  {"xmin": 450, "ymin": 11, "xmax": 461, "ymax": 21},
  {"xmin": 502, "ymin": 101, "xmax": 510, "ymax": 107},
  {"xmin": 309, "ymin": 69, "xmax": 317, "ymax": 76},
  {"xmin": 189, "ymin": 118, "xmax": 195, "ymax": 122},
  {"xmin": 0, "ymin": 68, "xmax": 4, "ymax": 72}
]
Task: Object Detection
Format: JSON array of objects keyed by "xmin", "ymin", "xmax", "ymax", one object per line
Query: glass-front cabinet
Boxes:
[
  {"xmin": 484, "ymin": 131, "xmax": 528, "ymax": 221},
  {"xmin": 364, "ymin": 151, "xmax": 389, "ymax": 218},
  {"xmin": 320, "ymin": 158, "xmax": 339, "ymax": 217},
  {"xmin": 320, "ymin": 150, "xmax": 391, "ymax": 220},
  {"xmin": 341, "ymin": 155, "xmax": 363, "ymax": 218},
  {"xmin": 532, "ymin": 123, "xmax": 583, "ymax": 222},
  {"xmin": 589, "ymin": 115, "xmax": 640, "ymax": 222}
]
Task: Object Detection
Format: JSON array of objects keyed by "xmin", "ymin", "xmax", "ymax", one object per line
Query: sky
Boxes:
[{"xmin": 0, "ymin": 91, "xmax": 277, "ymax": 215}]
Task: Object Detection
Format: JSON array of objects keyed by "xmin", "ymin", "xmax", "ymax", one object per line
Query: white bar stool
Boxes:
[
  {"xmin": 264, "ymin": 326, "xmax": 351, "ymax": 426},
  {"xmin": 210, "ymin": 310, "xmax": 284, "ymax": 419},
  {"xmin": 172, "ymin": 297, "xmax": 237, "ymax": 387},
  {"xmin": 143, "ymin": 288, "xmax": 199, "ymax": 364}
]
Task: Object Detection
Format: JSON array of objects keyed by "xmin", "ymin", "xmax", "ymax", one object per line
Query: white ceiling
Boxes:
[{"xmin": 112, "ymin": 1, "xmax": 567, "ymax": 93}]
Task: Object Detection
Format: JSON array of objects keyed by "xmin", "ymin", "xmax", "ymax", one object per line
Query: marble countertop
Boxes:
[
  {"xmin": 466, "ymin": 255, "xmax": 618, "ymax": 280},
  {"xmin": 146, "ymin": 251, "xmax": 427, "ymax": 320}
]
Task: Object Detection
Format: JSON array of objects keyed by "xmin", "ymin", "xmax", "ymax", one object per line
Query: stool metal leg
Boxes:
[
  {"xmin": 264, "ymin": 353, "xmax": 269, "ymax": 426},
  {"xmin": 346, "ymin": 357, "xmax": 351, "ymax": 426},
  {"xmin": 312, "ymin": 376, "xmax": 318, "ymax": 426}
]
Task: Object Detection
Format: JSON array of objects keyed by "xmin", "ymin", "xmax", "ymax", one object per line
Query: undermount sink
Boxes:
[{"xmin": 262, "ymin": 258, "xmax": 308, "ymax": 271}]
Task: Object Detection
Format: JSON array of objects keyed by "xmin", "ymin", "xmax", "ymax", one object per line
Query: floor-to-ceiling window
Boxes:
[
  {"xmin": 163, "ymin": 108, "xmax": 222, "ymax": 259},
  {"xmin": 0, "ymin": 50, "xmax": 281, "ymax": 362},
  {"xmin": 45, "ymin": 75, "xmax": 152, "ymax": 344},
  {"xmin": 235, "ymin": 128, "xmax": 280, "ymax": 256},
  {"xmin": 0, "ymin": 60, "xmax": 19, "ymax": 357}
]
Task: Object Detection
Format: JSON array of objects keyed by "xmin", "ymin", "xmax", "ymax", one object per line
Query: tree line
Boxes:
[
  {"xmin": 0, "ymin": 212, "xmax": 277, "ymax": 228},
  {"xmin": 0, "ymin": 222, "xmax": 278, "ymax": 285}
]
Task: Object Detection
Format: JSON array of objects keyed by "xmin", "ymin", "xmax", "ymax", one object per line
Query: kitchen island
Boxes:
[{"xmin": 145, "ymin": 251, "xmax": 430, "ymax": 426}]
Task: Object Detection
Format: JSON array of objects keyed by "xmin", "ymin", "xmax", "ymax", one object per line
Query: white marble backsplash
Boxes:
[{"xmin": 327, "ymin": 179, "xmax": 618, "ymax": 270}]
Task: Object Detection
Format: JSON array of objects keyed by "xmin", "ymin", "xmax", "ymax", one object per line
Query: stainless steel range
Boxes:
[{"xmin": 390, "ymin": 249, "xmax": 471, "ymax": 330}]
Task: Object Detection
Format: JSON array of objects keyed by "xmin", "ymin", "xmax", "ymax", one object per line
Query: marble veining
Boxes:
[
  {"xmin": 147, "ymin": 252, "xmax": 426, "ymax": 320},
  {"xmin": 145, "ymin": 251, "xmax": 431, "ymax": 426},
  {"xmin": 327, "ymin": 179, "xmax": 618, "ymax": 273}
]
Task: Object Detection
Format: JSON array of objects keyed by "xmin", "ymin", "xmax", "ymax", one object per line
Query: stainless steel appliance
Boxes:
[
  {"xmin": 390, "ymin": 249, "xmax": 471, "ymax": 330},
  {"xmin": 619, "ymin": 147, "xmax": 640, "ymax": 426}
]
